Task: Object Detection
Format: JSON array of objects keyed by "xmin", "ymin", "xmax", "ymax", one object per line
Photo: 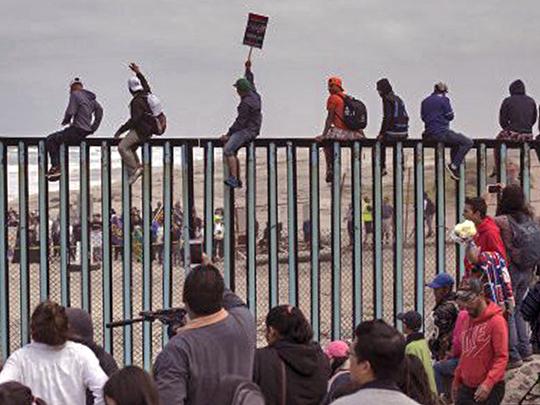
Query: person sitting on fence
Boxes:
[
  {"xmin": 103, "ymin": 366, "xmax": 160, "ymax": 405},
  {"xmin": 253, "ymin": 305, "xmax": 330, "ymax": 405},
  {"xmin": 0, "ymin": 300, "xmax": 108, "ymax": 405},
  {"xmin": 331, "ymin": 320, "xmax": 419, "ymax": 405},
  {"xmin": 491, "ymin": 79, "xmax": 537, "ymax": 178},
  {"xmin": 0, "ymin": 381, "xmax": 47, "ymax": 405},
  {"xmin": 114, "ymin": 63, "xmax": 165, "ymax": 186},
  {"xmin": 45, "ymin": 77, "xmax": 103, "ymax": 181},
  {"xmin": 376, "ymin": 78, "xmax": 409, "ymax": 177},
  {"xmin": 66, "ymin": 307, "xmax": 119, "ymax": 405},
  {"xmin": 220, "ymin": 59, "xmax": 262, "ymax": 189},
  {"xmin": 398, "ymin": 354, "xmax": 439, "ymax": 405},
  {"xmin": 421, "ymin": 82, "xmax": 473, "ymax": 181},
  {"xmin": 316, "ymin": 76, "xmax": 366, "ymax": 184},
  {"xmin": 153, "ymin": 263, "xmax": 256, "ymax": 405}
]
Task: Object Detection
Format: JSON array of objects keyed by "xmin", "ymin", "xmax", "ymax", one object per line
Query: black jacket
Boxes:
[
  {"xmin": 379, "ymin": 93, "xmax": 409, "ymax": 137},
  {"xmin": 117, "ymin": 72, "xmax": 154, "ymax": 138},
  {"xmin": 499, "ymin": 80, "xmax": 537, "ymax": 133},
  {"xmin": 253, "ymin": 340, "xmax": 330, "ymax": 405},
  {"xmin": 428, "ymin": 292, "xmax": 458, "ymax": 361},
  {"xmin": 227, "ymin": 68, "xmax": 262, "ymax": 136}
]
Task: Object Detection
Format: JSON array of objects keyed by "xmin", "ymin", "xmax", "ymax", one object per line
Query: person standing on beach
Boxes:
[
  {"xmin": 376, "ymin": 78, "xmax": 409, "ymax": 177},
  {"xmin": 114, "ymin": 63, "xmax": 165, "ymax": 185},
  {"xmin": 45, "ymin": 78, "xmax": 103, "ymax": 181},
  {"xmin": 220, "ymin": 59, "xmax": 262, "ymax": 189},
  {"xmin": 316, "ymin": 77, "xmax": 366, "ymax": 183},
  {"xmin": 421, "ymin": 82, "xmax": 473, "ymax": 181},
  {"xmin": 491, "ymin": 79, "xmax": 537, "ymax": 178}
]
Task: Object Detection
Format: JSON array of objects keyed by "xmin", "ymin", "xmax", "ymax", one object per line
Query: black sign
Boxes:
[{"xmin": 243, "ymin": 13, "xmax": 269, "ymax": 49}]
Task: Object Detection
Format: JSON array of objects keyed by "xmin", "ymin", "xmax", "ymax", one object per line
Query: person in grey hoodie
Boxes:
[
  {"xmin": 220, "ymin": 59, "xmax": 262, "ymax": 189},
  {"xmin": 492, "ymin": 79, "xmax": 537, "ymax": 177},
  {"xmin": 46, "ymin": 78, "xmax": 103, "ymax": 181}
]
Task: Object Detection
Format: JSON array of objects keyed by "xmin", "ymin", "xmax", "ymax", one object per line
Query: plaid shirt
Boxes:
[{"xmin": 473, "ymin": 252, "xmax": 515, "ymax": 312}]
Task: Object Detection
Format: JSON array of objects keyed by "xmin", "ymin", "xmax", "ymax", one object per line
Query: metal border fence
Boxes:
[{"xmin": 0, "ymin": 136, "xmax": 535, "ymax": 368}]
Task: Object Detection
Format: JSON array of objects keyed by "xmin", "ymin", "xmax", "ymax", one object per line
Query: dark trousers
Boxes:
[
  {"xmin": 380, "ymin": 133, "xmax": 407, "ymax": 170},
  {"xmin": 424, "ymin": 129, "xmax": 473, "ymax": 169},
  {"xmin": 46, "ymin": 127, "xmax": 89, "ymax": 167},
  {"xmin": 456, "ymin": 382, "xmax": 505, "ymax": 405}
]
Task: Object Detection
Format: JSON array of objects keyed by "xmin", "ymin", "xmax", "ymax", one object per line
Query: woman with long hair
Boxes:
[
  {"xmin": 399, "ymin": 354, "xmax": 439, "ymax": 405},
  {"xmin": 0, "ymin": 381, "xmax": 47, "ymax": 405},
  {"xmin": 104, "ymin": 366, "xmax": 160, "ymax": 405}
]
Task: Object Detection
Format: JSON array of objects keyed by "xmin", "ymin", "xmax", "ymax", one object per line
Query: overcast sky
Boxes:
[{"xmin": 2, "ymin": 0, "xmax": 540, "ymax": 139}]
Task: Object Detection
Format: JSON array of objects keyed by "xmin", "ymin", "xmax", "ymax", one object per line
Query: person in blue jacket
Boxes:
[{"xmin": 421, "ymin": 82, "xmax": 473, "ymax": 181}]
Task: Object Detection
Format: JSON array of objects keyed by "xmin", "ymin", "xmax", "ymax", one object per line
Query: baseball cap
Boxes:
[
  {"xmin": 426, "ymin": 273, "xmax": 455, "ymax": 289},
  {"xmin": 397, "ymin": 310, "xmax": 422, "ymax": 331},
  {"xmin": 324, "ymin": 340, "xmax": 349, "ymax": 360},
  {"xmin": 233, "ymin": 78, "xmax": 253, "ymax": 93},
  {"xmin": 328, "ymin": 76, "xmax": 343, "ymax": 90},
  {"xmin": 456, "ymin": 278, "xmax": 484, "ymax": 302},
  {"xmin": 128, "ymin": 76, "xmax": 144, "ymax": 92},
  {"xmin": 70, "ymin": 77, "xmax": 83, "ymax": 87}
]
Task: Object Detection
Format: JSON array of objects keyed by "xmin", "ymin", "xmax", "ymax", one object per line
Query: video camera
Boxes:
[{"xmin": 106, "ymin": 307, "xmax": 188, "ymax": 339}]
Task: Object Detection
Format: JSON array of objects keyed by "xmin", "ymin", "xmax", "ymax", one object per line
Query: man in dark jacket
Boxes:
[
  {"xmin": 66, "ymin": 307, "xmax": 119, "ymax": 405},
  {"xmin": 492, "ymin": 79, "xmax": 537, "ymax": 177},
  {"xmin": 376, "ymin": 78, "xmax": 409, "ymax": 176},
  {"xmin": 220, "ymin": 59, "xmax": 262, "ymax": 189},
  {"xmin": 426, "ymin": 273, "xmax": 459, "ymax": 361},
  {"xmin": 421, "ymin": 82, "xmax": 473, "ymax": 181},
  {"xmin": 114, "ymin": 63, "xmax": 156, "ymax": 185},
  {"xmin": 46, "ymin": 78, "xmax": 103, "ymax": 181}
]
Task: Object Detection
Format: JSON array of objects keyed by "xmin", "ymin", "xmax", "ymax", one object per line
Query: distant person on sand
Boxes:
[
  {"xmin": 45, "ymin": 78, "xmax": 103, "ymax": 181},
  {"xmin": 376, "ymin": 78, "xmax": 409, "ymax": 177},
  {"xmin": 220, "ymin": 59, "xmax": 262, "ymax": 189},
  {"xmin": 316, "ymin": 77, "xmax": 366, "ymax": 183},
  {"xmin": 114, "ymin": 63, "xmax": 166, "ymax": 186},
  {"xmin": 421, "ymin": 82, "xmax": 473, "ymax": 181},
  {"xmin": 491, "ymin": 79, "xmax": 537, "ymax": 178}
]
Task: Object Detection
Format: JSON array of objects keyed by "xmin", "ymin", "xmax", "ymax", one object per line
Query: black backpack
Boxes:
[
  {"xmin": 508, "ymin": 215, "xmax": 540, "ymax": 270},
  {"xmin": 339, "ymin": 94, "xmax": 367, "ymax": 130}
]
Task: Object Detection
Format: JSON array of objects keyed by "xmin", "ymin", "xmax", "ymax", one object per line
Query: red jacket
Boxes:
[
  {"xmin": 465, "ymin": 216, "xmax": 507, "ymax": 276},
  {"xmin": 453, "ymin": 301, "xmax": 508, "ymax": 390}
]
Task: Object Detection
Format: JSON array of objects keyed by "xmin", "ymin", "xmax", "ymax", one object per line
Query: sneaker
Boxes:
[
  {"xmin": 445, "ymin": 163, "xmax": 460, "ymax": 181},
  {"xmin": 507, "ymin": 359, "xmax": 523, "ymax": 370},
  {"xmin": 224, "ymin": 176, "xmax": 243, "ymax": 189},
  {"xmin": 46, "ymin": 166, "xmax": 61, "ymax": 182},
  {"xmin": 128, "ymin": 166, "xmax": 143, "ymax": 185}
]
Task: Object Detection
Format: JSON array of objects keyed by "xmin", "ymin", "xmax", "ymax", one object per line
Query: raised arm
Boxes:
[
  {"xmin": 244, "ymin": 60, "xmax": 255, "ymax": 90},
  {"xmin": 130, "ymin": 63, "xmax": 152, "ymax": 93}
]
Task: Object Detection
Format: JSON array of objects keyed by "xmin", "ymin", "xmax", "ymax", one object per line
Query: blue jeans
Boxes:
[
  {"xmin": 434, "ymin": 358, "xmax": 459, "ymax": 396},
  {"xmin": 424, "ymin": 129, "xmax": 473, "ymax": 168},
  {"xmin": 223, "ymin": 129, "xmax": 257, "ymax": 156},
  {"xmin": 509, "ymin": 268, "xmax": 533, "ymax": 361}
]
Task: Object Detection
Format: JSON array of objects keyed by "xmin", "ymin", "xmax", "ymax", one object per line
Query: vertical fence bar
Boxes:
[
  {"xmin": 331, "ymin": 142, "xmax": 342, "ymax": 338},
  {"xmin": 101, "ymin": 142, "xmax": 113, "ymax": 353},
  {"xmin": 182, "ymin": 144, "xmax": 192, "ymax": 271},
  {"xmin": 372, "ymin": 142, "xmax": 383, "ymax": 319},
  {"xmin": 521, "ymin": 142, "xmax": 531, "ymax": 201},
  {"xmin": 352, "ymin": 142, "xmax": 362, "ymax": 326},
  {"xmin": 162, "ymin": 142, "xmax": 173, "ymax": 345},
  {"xmin": 80, "ymin": 142, "xmax": 91, "ymax": 312},
  {"xmin": 393, "ymin": 142, "xmax": 404, "ymax": 325},
  {"xmin": 246, "ymin": 143, "xmax": 257, "ymax": 314},
  {"xmin": 499, "ymin": 143, "xmax": 507, "ymax": 186},
  {"xmin": 142, "ymin": 143, "xmax": 152, "ymax": 370},
  {"xmin": 414, "ymin": 143, "xmax": 425, "ymax": 317},
  {"xmin": 456, "ymin": 163, "xmax": 466, "ymax": 280},
  {"xmin": 204, "ymin": 142, "xmax": 214, "ymax": 257},
  {"xmin": 435, "ymin": 143, "xmax": 446, "ymax": 274},
  {"xmin": 0, "ymin": 142, "xmax": 9, "ymax": 358},
  {"xmin": 122, "ymin": 162, "xmax": 133, "ymax": 365},
  {"xmin": 18, "ymin": 142, "xmax": 30, "ymax": 345},
  {"xmin": 59, "ymin": 143, "xmax": 70, "ymax": 306},
  {"xmin": 286, "ymin": 143, "xmax": 299, "ymax": 307},
  {"xmin": 267, "ymin": 143, "xmax": 279, "ymax": 308},
  {"xmin": 476, "ymin": 143, "xmax": 487, "ymax": 197},
  {"xmin": 223, "ymin": 157, "xmax": 233, "ymax": 287},
  {"xmin": 38, "ymin": 141, "xmax": 49, "ymax": 300},
  {"xmin": 310, "ymin": 144, "xmax": 320, "ymax": 340}
]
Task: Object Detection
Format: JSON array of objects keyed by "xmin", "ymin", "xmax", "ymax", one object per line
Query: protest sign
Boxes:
[{"xmin": 243, "ymin": 13, "xmax": 269, "ymax": 49}]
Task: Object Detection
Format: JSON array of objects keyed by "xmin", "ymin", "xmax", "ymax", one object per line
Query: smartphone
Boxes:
[{"xmin": 487, "ymin": 184, "xmax": 501, "ymax": 194}]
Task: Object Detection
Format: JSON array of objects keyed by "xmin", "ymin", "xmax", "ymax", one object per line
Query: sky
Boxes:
[{"xmin": 1, "ymin": 0, "xmax": 540, "ymax": 139}]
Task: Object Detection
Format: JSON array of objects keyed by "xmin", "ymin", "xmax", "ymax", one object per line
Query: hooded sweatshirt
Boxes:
[
  {"xmin": 227, "ymin": 67, "xmax": 262, "ymax": 137},
  {"xmin": 453, "ymin": 301, "xmax": 508, "ymax": 390},
  {"xmin": 499, "ymin": 80, "xmax": 537, "ymax": 133},
  {"xmin": 62, "ymin": 89, "xmax": 103, "ymax": 133},
  {"xmin": 465, "ymin": 216, "xmax": 507, "ymax": 276},
  {"xmin": 253, "ymin": 340, "xmax": 330, "ymax": 405}
]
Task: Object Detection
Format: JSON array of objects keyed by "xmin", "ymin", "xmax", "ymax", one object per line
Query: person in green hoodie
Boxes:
[{"xmin": 397, "ymin": 310, "xmax": 437, "ymax": 395}]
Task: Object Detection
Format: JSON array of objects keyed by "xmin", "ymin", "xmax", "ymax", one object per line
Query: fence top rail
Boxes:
[{"xmin": 0, "ymin": 136, "xmax": 537, "ymax": 148}]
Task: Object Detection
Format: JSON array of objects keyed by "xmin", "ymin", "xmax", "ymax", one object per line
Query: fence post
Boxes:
[
  {"xmin": 18, "ymin": 142, "xmax": 30, "ymax": 346},
  {"xmin": 38, "ymin": 140, "xmax": 49, "ymax": 300},
  {"xmin": 142, "ymin": 143, "xmax": 153, "ymax": 370},
  {"xmin": 80, "ymin": 141, "xmax": 91, "ymax": 312},
  {"xmin": 122, "ymin": 161, "xmax": 133, "ymax": 366},
  {"xmin": 101, "ymin": 142, "xmax": 113, "ymax": 354},
  {"xmin": 246, "ymin": 143, "xmax": 257, "ymax": 314},
  {"xmin": 59, "ymin": 143, "xmax": 70, "ymax": 306},
  {"xmin": 162, "ymin": 142, "xmax": 173, "ymax": 346},
  {"xmin": 435, "ymin": 143, "xmax": 446, "ymax": 275},
  {"xmin": 204, "ymin": 142, "xmax": 214, "ymax": 259},
  {"xmin": 267, "ymin": 142, "xmax": 279, "ymax": 309},
  {"xmin": 521, "ymin": 142, "xmax": 531, "ymax": 201},
  {"xmin": 286, "ymin": 142, "xmax": 299, "ymax": 307},
  {"xmin": 352, "ymin": 142, "xmax": 363, "ymax": 327},
  {"xmin": 414, "ymin": 143, "xmax": 425, "ymax": 318},
  {"xmin": 331, "ymin": 142, "xmax": 342, "ymax": 338},
  {"xmin": 455, "ymin": 161, "xmax": 466, "ymax": 280},
  {"xmin": 372, "ymin": 142, "xmax": 383, "ymax": 319},
  {"xmin": 182, "ymin": 144, "xmax": 192, "ymax": 271},
  {"xmin": 0, "ymin": 141, "xmax": 9, "ymax": 358},
  {"xmin": 309, "ymin": 143, "xmax": 320, "ymax": 340},
  {"xmin": 393, "ymin": 142, "xmax": 404, "ymax": 326},
  {"xmin": 476, "ymin": 143, "xmax": 487, "ymax": 197}
]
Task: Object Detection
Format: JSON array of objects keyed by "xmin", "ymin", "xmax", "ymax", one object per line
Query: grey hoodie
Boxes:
[{"xmin": 62, "ymin": 89, "xmax": 103, "ymax": 133}]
